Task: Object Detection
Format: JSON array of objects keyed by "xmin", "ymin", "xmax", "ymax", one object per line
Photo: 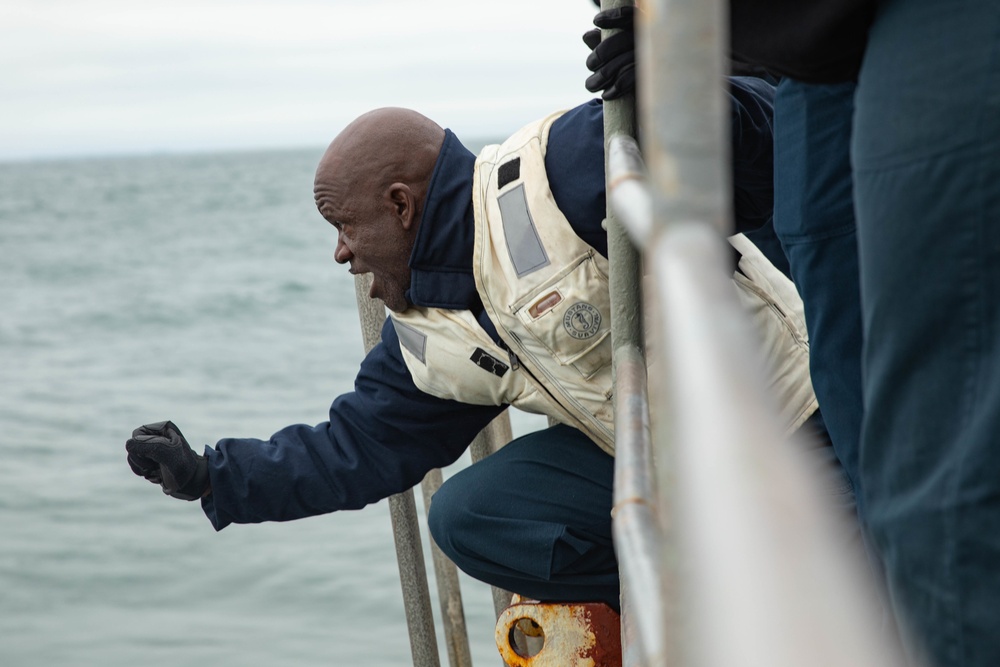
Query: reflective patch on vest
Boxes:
[
  {"xmin": 497, "ymin": 158, "xmax": 521, "ymax": 189},
  {"xmin": 393, "ymin": 319, "xmax": 427, "ymax": 364},
  {"xmin": 498, "ymin": 184, "xmax": 550, "ymax": 277},
  {"xmin": 563, "ymin": 302, "xmax": 602, "ymax": 340},
  {"xmin": 470, "ymin": 347, "xmax": 509, "ymax": 378}
]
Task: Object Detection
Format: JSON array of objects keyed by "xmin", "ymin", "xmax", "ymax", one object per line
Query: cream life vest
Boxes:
[{"xmin": 390, "ymin": 111, "xmax": 817, "ymax": 456}]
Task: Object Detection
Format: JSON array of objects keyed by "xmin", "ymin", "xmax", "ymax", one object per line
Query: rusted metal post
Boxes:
[
  {"xmin": 353, "ymin": 274, "xmax": 441, "ymax": 667},
  {"xmin": 495, "ymin": 598, "xmax": 622, "ymax": 667}
]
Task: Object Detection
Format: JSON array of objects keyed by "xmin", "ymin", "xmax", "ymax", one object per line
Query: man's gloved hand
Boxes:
[
  {"xmin": 583, "ymin": 5, "xmax": 637, "ymax": 100},
  {"xmin": 126, "ymin": 421, "xmax": 208, "ymax": 501}
]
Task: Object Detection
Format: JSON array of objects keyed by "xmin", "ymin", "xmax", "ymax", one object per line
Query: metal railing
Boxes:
[{"xmin": 607, "ymin": 1, "xmax": 901, "ymax": 666}]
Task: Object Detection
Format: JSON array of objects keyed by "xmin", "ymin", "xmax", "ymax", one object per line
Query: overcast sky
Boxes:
[{"xmin": 1, "ymin": 0, "xmax": 600, "ymax": 161}]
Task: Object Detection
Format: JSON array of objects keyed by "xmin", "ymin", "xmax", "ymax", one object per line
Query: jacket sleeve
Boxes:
[
  {"xmin": 201, "ymin": 317, "xmax": 506, "ymax": 530},
  {"xmin": 546, "ymin": 82, "xmax": 777, "ymax": 258}
]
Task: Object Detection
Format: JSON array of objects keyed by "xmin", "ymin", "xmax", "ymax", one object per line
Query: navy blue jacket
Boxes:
[{"xmin": 202, "ymin": 78, "xmax": 778, "ymax": 530}]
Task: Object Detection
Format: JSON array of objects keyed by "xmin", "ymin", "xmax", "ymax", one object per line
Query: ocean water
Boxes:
[{"xmin": 0, "ymin": 147, "xmax": 540, "ymax": 666}]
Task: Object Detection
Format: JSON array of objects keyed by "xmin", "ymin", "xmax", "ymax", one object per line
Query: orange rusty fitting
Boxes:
[{"xmin": 495, "ymin": 596, "xmax": 622, "ymax": 667}]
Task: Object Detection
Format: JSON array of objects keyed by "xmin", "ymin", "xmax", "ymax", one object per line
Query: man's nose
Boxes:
[{"xmin": 334, "ymin": 234, "xmax": 353, "ymax": 264}]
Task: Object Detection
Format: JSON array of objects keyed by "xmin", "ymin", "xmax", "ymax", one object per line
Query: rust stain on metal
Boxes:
[
  {"xmin": 580, "ymin": 603, "xmax": 623, "ymax": 667},
  {"xmin": 495, "ymin": 598, "xmax": 622, "ymax": 667},
  {"xmin": 607, "ymin": 169, "xmax": 646, "ymax": 193}
]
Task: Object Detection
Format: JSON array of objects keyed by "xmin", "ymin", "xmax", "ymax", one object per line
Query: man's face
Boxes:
[{"xmin": 314, "ymin": 177, "xmax": 415, "ymax": 313}]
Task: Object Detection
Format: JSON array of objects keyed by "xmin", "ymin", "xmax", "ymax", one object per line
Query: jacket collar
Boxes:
[{"xmin": 405, "ymin": 129, "xmax": 481, "ymax": 310}]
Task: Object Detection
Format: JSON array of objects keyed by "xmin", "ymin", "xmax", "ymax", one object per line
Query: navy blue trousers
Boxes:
[
  {"xmin": 428, "ymin": 424, "xmax": 621, "ymax": 610},
  {"xmin": 428, "ymin": 414, "xmax": 848, "ymax": 613},
  {"xmin": 853, "ymin": 2, "xmax": 1000, "ymax": 665},
  {"xmin": 773, "ymin": 75, "xmax": 908, "ymax": 659},
  {"xmin": 774, "ymin": 78, "xmax": 864, "ymax": 514}
]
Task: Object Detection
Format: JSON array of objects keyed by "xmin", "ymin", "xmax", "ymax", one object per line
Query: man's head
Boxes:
[{"xmin": 314, "ymin": 107, "xmax": 445, "ymax": 313}]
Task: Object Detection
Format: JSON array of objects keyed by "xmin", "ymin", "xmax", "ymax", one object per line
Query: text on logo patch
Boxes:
[{"xmin": 563, "ymin": 302, "xmax": 602, "ymax": 340}]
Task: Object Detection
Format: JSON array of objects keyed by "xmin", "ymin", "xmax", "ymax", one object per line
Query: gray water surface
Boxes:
[{"xmin": 0, "ymin": 148, "xmax": 536, "ymax": 666}]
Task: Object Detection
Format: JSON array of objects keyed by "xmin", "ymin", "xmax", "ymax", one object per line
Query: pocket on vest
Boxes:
[{"xmin": 512, "ymin": 251, "xmax": 613, "ymax": 380}]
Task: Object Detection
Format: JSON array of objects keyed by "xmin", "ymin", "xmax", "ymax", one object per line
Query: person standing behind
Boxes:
[
  {"xmin": 732, "ymin": 3, "xmax": 1000, "ymax": 665},
  {"xmin": 616, "ymin": 0, "xmax": 1000, "ymax": 665}
]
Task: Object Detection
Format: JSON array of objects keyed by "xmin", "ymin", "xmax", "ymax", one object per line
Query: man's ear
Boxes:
[{"xmin": 387, "ymin": 183, "xmax": 416, "ymax": 230}]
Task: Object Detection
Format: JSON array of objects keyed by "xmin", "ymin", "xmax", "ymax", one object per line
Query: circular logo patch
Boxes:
[{"xmin": 563, "ymin": 302, "xmax": 602, "ymax": 340}]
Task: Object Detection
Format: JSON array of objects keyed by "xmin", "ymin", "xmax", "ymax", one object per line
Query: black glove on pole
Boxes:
[
  {"xmin": 126, "ymin": 421, "xmax": 208, "ymax": 501},
  {"xmin": 583, "ymin": 5, "xmax": 637, "ymax": 100}
]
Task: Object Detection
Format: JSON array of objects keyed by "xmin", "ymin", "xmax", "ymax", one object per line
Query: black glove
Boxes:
[
  {"xmin": 583, "ymin": 5, "xmax": 637, "ymax": 100},
  {"xmin": 126, "ymin": 421, "xmax": 208, "ymax": 501}
]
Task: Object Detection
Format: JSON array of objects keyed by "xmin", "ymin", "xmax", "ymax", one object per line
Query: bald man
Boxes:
[{"xmin": 126, "ymin": 78, "xmax": 839, "ymax": 611}]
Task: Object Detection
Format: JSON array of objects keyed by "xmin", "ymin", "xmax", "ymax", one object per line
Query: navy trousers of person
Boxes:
[
  {"xmin": 852, "ymin": 2, "xmax": 1000, "ymax": 665},
  {"xmin": 773, "ymin": 75, "xmax": 905, "ymax": 659},
  {"xmin": 774, "ymin": 78, "xmax": 864, "ymax": 512},
  {"xmin": 427, "ymin": 413, "xmax": 851, "ymax": 615},
  {"xmin": 427, "ymin": 424, "xmax": 620, "ymax": 610},
  {"xmin": 774, "ymin": 2, "xmax": 1000, "ymax": 664}
]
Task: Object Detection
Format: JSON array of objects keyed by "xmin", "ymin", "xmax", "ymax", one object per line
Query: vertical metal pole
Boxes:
[
  {"xmin": 602, "ymin": 1, "xmax": 642, "ymax": 370},
  {"xmin": 353, "ymin": 274, "xmax": 441, "ymax": 667},
  {"xmin": 640, "ymin": 0, "xmax": 731, "ymax": 237},
  {"xmin": 419, "ymin": 469, "xmax": 473, "ymax": 667},
  {"xmin": 638, "ymin": 1, "xmax": 730, "ymax": 664},
  {"xmin": 599, "ymin": 2, "xmax": 649, "ymax": 666},
  {"xmin": 632, "ymin": 3, "xmax": 899, "ymax": 667},
  {"xmin": 355, "ymin": 275, "xmax": 516, "ymax": 666},
  {"xmin": 468, "ymin": 413, "xmax": 515, "ymax": 619}
]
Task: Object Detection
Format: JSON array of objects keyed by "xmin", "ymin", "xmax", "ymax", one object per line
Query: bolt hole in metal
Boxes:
[{"xmin": 509, "ymin": 617, "xmax": 546, "ymax": 658}]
